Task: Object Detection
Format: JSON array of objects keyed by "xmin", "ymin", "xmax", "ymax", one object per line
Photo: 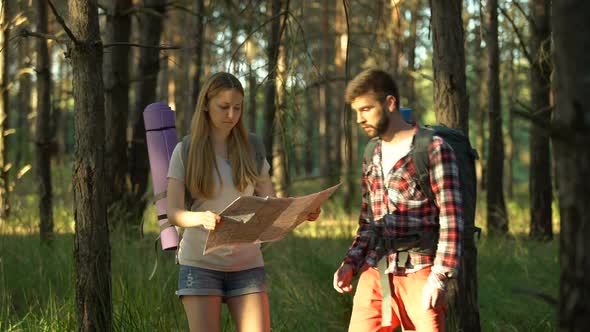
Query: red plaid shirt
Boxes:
[{"xmin": 343, "ymin": 132, "xmax": 463, "ymax": 277}]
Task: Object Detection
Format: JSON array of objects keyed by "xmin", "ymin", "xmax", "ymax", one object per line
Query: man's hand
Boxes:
[
  {"xmin": 306, "ymin": 208, "xmax": 321, "ymax": 222},
  {"xmin": 333, "ymin": 263, "xmax": 354, "ymax": 293},
  {"xmin": 421, "ymin": 275, "xmax": 447, "ymax": 311}
]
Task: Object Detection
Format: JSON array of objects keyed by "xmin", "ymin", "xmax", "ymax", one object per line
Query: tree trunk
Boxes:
[
  {"xmin": 128, "ymin": 0, "xmax": 166, "ymax": 227},
  {"xmin": 57, "ymin": 55, "xmax": 71, "ymax": 162},
  {"xmin": 406, "ymin": 0, "xmax": 420, "ymax": 110},
  {"xmin": 475, "ymin": 22, "xmax": 487, "ymax": 192},
  {"xmin": 552, "ymin": 2, "xmax": 590, "ymax": 331},
  {"xmin": 529, "ymin": 0, "xmax": 553, "ymax": 241},
  {"xmin": 245, "ymin": 14, "xmax": 257, "ymax": 134},
  {"xmin": 247, "ymin": 64, "xmax": 257, "ymax": 132},
  {"xmin": 303, "ymin": 86, "xmax": 315, "ymax": 175},
  {"xmin": 157, "ymin": 51, "xmax": 169, "ymax": 102},
  {"xmin": 15, "ymin": 30, "xmax": 31, "ymax": 191},
  {"xmin": 430, "ymin": 0, "xmax": 469, "ymax": 135},
  {"xmin": 263, "ymin": 0, "xmax": 282, "ymax": 175},
  {"xmin": 36, "ymin": 1, "xmax": 53, "ymax": 244},
  {"xmin": 0, "ymin": 0, "xmax": 10, "ymax": 219},
  {"xmin": 388, "ymin": 1, "xmax": 402, "ymax": 78},
  {"xmin": 485, "ymin": 0, "xmax": 508, "ymax": 234},
  {"xmin": 272, "ymin": 42, "xmax": 288, "ymax": 197},
  {"xmin": 104, "ymin": 0, "xmax": 132, "ymax": 213},
  {"xmin": 506, "ymin": 48, "xmax": 515, "ymax": 200},
  {"xmin": 174, "ymin": 9, "xmax": 189, "ymax": 135},
  {"xmin": 67, "ymin": 0, "xmax": 112, "ymax": 330},
  {"xmin": 332, "ymin": 0, "xmax": 344, "ymax": 182},
  {"xmin": 430, "ymin": 1, "xmax": 480, "ymax": 331},
  {"xmin": 318, "ymin": 0, "xmax": 332, "ymax": 179},
  {"xmin": 187, "ymin": 0, "xmax": 204, "ymax": 135}
]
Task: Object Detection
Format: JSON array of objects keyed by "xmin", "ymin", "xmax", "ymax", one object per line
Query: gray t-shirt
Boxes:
[{"xmin": 167, "ymin": 141, "xmax": 271, "ymax": 271}]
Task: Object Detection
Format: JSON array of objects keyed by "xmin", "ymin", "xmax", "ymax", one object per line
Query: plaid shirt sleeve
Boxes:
[
  {"xmin": 342, "ymin": 157, "xmax": 373, "ymax": 276},
  {"xmin": 429, "ymin": 137, "xmax": 464, "ymax": 278}
]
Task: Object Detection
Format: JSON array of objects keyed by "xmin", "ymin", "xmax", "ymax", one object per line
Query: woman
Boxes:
[{"xmin": 167, "ymin": 72, "xmax": 319, "ymax": 332}]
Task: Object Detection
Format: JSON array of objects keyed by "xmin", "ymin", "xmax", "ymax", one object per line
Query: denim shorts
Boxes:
[{"xmin": 176, "ymin": 265, "xmax": 267, "ymax": 300}]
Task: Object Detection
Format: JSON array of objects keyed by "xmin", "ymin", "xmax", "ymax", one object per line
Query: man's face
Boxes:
[{"xmin": 351, "ymin": 93, "xmax": 390, "ymax": 138}]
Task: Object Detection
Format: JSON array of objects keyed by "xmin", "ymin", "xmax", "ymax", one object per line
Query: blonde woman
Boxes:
[{"xmin": 167, "ymin": 72, "xmax": 319, "ymax": 332}]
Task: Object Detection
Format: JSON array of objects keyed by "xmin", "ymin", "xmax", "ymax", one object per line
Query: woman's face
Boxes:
[{"xmin": 206, "ymin": 88, "xmax": 244, "ymax": 134}]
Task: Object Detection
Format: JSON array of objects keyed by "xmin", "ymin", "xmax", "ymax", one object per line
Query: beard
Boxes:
[{"xmin": 365, "ymin": 105, "xmax": 390, "ymax": 138}]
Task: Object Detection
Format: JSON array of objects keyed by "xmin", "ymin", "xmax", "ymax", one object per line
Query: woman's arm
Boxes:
[{"xmin": 167, "ymin": 177, "xmax": 220, "ymax": 230}]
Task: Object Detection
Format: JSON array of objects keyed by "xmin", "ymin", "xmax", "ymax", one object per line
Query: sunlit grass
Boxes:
[{"xmin": 1, "ymin": 170, "xmax": 558, "ymax": 331}]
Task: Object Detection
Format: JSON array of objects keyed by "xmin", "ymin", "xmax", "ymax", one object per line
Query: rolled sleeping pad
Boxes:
[
  {"xmin": 399, "ymin": 107, "xmax": 413, "ymax": 122},
  {"xmin": 144, "ymin": 102, "xmax": 179, "ymax": 251}
]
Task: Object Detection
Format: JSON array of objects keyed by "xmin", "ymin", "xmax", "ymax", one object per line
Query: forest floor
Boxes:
[{"xmin": 0, "ymin": 178, "xmax": 558, "ymax": 331}]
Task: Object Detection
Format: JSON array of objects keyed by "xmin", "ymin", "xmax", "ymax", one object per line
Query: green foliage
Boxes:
[{"xmin": 1, "ymin": 183, "xmax": 557, "ymax": 331}]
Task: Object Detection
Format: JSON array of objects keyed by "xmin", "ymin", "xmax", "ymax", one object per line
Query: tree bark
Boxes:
[
  {"xmin": 245, "ymin": 11, "xmax": 257, "ymax": 134},
  {"xmin": 475, "ymin": 21, "xmax": 487, "ymax": 192},
  {"xmin": 187, "ymin": 0, "xmax": 204, "ymax": 135},
  {"xmin": 332, "ymin": 0, "xmax": 344, "ymax": 182},
  {"xmin": 67, "ymin": 0, "xmax": 112, "ymax": 330},
  {"xmin": 430, "ymin": 0, "xmax": 469, "ymax": 135},
  {"xmin": 506, "ymin": 47, "xmax": 515, "ymax": 200},
  {"xmin": 405, "ymin": 0, "xmax": 420, "ymax": 109},
  {"xmin": 529, "ymin": 0, "xmax": 553, "ymax": 241},
  {"xmin": 247, "ymin": 65, "xmax": 257, "ymax": 132},
  {"xmin": 263, "ymin": 0, "xmax": 282, "ymax": 175},
  {"xmin": 128, "ymin": 0, "xmax": 166, "ymax": 226},
  {"xmin": 104, "ymin": 0, "xmax": 132, "ymax": 213},
  {"xmin": 303, "ymin": 86, "xmax": 315, "ymax": 175},
  {"xmin": 485, "ymin": 0, "xmax": 508, "ymax": 234},
  {"xmin": 272, "ymin": 41, "xmax": 289, "ymax": 197},
  {"xmin": 0, "ymin": 0, "xmax": 10, "ymax": 219},
  {"xmin": 36, "ymin": 1, "xmax": 54, "ymax": 244},
  {"xmin": 15, "ymin": 0, "xmax": 32, "ymax": 186},
  {"xmin": 318, "ymin": 0, "xmax": 332, "ymax": 179},
  {"xmin": 431, "ymin": 1, "xmax": 480, "ymax": 331},
  {"xmin": 552, "ymin": 2, "xmax": 590, "ymax": 331}
]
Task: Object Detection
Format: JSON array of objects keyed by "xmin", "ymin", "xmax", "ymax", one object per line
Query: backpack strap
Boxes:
[
  {"xmin": 363, "ymin": 137, "xmax": 379, "ymax": 166},
  {"xmin": 181, "ymin": 135, "xmax": 194, "ymax": 211},
  {"xmin": 412, "ymin": 126, "xmax": 436, "ymax": 202}
]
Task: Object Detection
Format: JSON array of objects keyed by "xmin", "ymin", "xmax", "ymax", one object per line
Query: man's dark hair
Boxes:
[{"xmin": 345, "ymin": 68, "xmax": 400, "ymax": 109}]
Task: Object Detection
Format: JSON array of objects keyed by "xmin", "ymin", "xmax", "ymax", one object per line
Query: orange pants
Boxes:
[{"xmin": 348, "ymin": 266, "xmax": 445, "ymax": 332}]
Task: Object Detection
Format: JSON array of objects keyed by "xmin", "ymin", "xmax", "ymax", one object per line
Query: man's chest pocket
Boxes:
[{"xmin": 387, "ymin": 170, "xmax": 429, "ymax": 206}]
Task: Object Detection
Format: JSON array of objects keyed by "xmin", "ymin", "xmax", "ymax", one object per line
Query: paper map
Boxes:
[{"xmin": 203, "ymin": 183, "xmax": 341, "ymax": 254}]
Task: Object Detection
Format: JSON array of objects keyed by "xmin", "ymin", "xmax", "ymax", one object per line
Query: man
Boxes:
[{"xmin": 333, "ymin": 68, "xmax": 463, "ymax": 332}]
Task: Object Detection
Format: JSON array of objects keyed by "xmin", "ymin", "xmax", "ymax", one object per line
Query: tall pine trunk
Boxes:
[
  {"xmin": 67, "ymin": 0, "xmax": 112, "ymax": 330},
  {"xmin": 273, "ymin": 41, "xmax": 288, "ymax": 197},
  {"xmin": 318, "ymin": 0, "xmax": 332, "ymax": 180},
  {"xmin": 36, "ymin": 1, "xmax": 53, "ymax": 244},
  {"xmin": 104, "ymin": 0, "xmax": 132, "ymax": 214},
  {"xmin": 0, "ymin": 0, "xmax": 10, "ymax": 219},
  {"xmin": 128, "ymin": 0, "xmax": 166, "ymax": 227},
  {"xmin": 187, "ymin": 0, "xmax": 204, "ymax": 134},
  {"xmin": 552, "ymin": 2, "xmax": 590, "ymax": 330},
  {"xmin": 506, "ymin": 48, "xmax": 515, "ymax": 199},
  {"xmin": 15, "ymin": 7, "xmax": 32, "ymax": 187},
  {"xmin": 529, "ymin": 0, "xmax": 553, "ymax": 241},
  {"xmin": 406, "ymin": 1, "xmax": 420, "ymax": 109},
  {"xmin": 430, "ymin": 1, "xmax": 480, "ymax": 331},
  {"xmin": 485, "ymin": 0, "xmax": 508, "ymax": 234},
  {"xmin": 263, "ymin": 0, "xmax": 282, "ymax": 175},
  {"xmin": 430, "ymin": 0, "xmax": 469, "ymax": 135}
]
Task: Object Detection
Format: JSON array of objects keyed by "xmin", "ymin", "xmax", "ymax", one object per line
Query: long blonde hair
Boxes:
[{"xmin": 185, "ymin": 72, "xmax": 259, "ymax": 200}]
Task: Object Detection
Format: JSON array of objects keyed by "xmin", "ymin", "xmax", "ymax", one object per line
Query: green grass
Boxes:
[{"xmin": 0, "ymin": 177, "xmax": 558, "ymax": 331}]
